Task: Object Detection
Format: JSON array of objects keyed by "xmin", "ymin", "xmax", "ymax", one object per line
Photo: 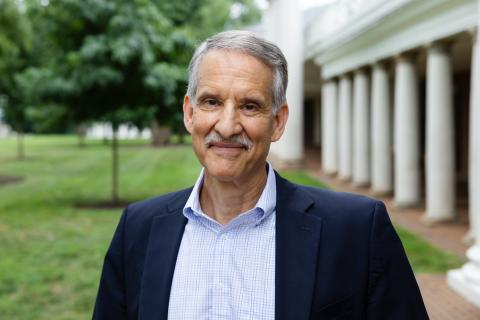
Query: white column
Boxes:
[
  {"xmin": 423, "ymin": 42, "xmax": 456, "ymax": 223},
  {"xmin": 313, "ymin": 98, "xmax": 322, "ymax": 146},
  {"xmin": 267, "ymin": 0, "xmax": 304, "ymax": 164},
  {"xmin": 394, "ymin": 54, "xmax": 421, "ymax": 207},
  {"xmin": 322, "ymin": 80, "xmax": 338, "ymax": 174},
  {"xmin": 467, "ymin": 32, "xmax": 480, "ymax": 243},
  {"xmin": 338, "ymin": 75, "xmax": 353, "ymax": 180},
  {"xmin": 447, "ymin": 27, "xmax": 480, "ymax": 308},
  {"xmin": 352, "ymin": 69, "xmax": 370, "ymax": 187},
  {"xmin": 264, "ymin": 0, "xmax": 278, "ymax": 43},
  {"xmin": 371, "ymin": 62, "xmax": 393, "ymax": 195}
]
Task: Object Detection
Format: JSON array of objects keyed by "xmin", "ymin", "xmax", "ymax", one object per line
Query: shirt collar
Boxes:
[{"xmin": 183, "ymin": 162, "xmax": 277, "ymax": 227}]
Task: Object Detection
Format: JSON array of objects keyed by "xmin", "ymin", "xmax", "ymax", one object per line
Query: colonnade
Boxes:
[
  {"xmin": 320, "ymin": 33, "xmax": 480, "ymax": 307},
  {"xmin": 266, "ymin": 0, "xmax": 480, "ymax": 307},
  {"xmin": 321, "ymin": 42, "xmax": 460, "ymax": 222}
]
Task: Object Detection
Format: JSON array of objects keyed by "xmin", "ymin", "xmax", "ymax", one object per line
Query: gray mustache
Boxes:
[{"xmin": 204, "ymin": 131, "xmax": 253, "ymax": 150}]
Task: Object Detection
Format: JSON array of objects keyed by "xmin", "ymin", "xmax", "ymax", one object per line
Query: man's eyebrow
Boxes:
[
  {"xmin": 238, "ymin": 96, "xmax": 268, "ymax": 107},
  {"xmin": 196, "ymin": 91, "xmax": 221, "ymax": 102}
]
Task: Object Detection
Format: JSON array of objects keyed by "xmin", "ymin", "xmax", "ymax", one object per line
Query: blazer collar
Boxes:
[
  {"xmin": 138, "ymin": 189, "xmax": 190, "ymax": 320},
  {"xmin": 275, "ymin": 172, "xmax": 323, "ymax": 320}
]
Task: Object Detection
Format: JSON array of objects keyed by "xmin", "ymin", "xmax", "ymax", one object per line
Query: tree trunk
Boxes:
[
  {"xmin": 150, "ymin": 120, "xmax": 171, "ymax": 146},
  {"xmin": 103, "ymin": 123, "xmax": 109, "ymax": 145},
  {"xmin": 178, "ymin": 133, "xmax": 185, "ymax": 145},
  {"xmin": 16, "ymin": 121, "xmax": 24, "ymax": 160},
  {"xmin": 76, "ymin": 125, "xmax": 86, "ymax": 148},
  {"xmin": 111, "ymin": 124, "xmax": 119, "ymax": 205}
]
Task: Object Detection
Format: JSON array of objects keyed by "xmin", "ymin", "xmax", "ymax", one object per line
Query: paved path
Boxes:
[
  {"xmin": 417, "ymin": 274, "xmax": 480, "ymax": 320},
  {"xmin": 302, "ymin": 151, "xmax": 480, "ymax": 319}
]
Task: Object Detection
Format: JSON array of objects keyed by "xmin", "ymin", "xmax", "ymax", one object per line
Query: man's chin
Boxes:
[{"xmin": 204, "ymin": 165, "xmax": 243, "ymax": 183}]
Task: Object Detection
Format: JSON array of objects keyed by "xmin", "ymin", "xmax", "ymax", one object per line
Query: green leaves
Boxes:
[
  {"xmin": 0, "ymin": 0, "xmax": 262, "ymax": 133},
  {"xmin": 42, "ymin": 0, "xmax": 187, "ymax": 118}
]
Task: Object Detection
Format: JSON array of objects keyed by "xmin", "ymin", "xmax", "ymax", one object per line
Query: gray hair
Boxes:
[{"xmin": 186, "ymin": 30, "xmax": 288, "ymax": 113}]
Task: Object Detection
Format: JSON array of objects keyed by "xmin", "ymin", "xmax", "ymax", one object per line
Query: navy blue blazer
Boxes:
[{"xmin": 93, "ymin": 172, "xmax": 429, "ymax": 319}]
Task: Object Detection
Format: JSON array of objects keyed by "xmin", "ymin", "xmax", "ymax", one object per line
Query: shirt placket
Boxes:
[{"xmin": 211, "ymin": 229, "xmax": 233, "ymax": 319}]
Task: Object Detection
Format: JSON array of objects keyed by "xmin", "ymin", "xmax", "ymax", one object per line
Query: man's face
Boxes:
[{"xmin": 183, "ymin": 49, "xmax": 288, "ymax": 183}]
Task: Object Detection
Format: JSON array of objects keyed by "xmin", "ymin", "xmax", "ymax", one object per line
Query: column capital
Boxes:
[
  {"xmin": 467, "ymin": 27, "xmax": 477, "ymax": 39},
  {"xmin": 354, "ymin": 66, "xmax": 370, "ymax": 75},
  {"xmin": 372, "ymin": 58, "xmax": 391, "ymax": 68},
  {"xmin": 321, "ymin": 78, "xmax": 337, "ymax": 85},
  {"xmin": 425, "ymin": 39, "xmax": 455, "ymax": 54},
  {"xmin": 394, "ymin": 50, "xmax": 418, "ymax": 63},
  {"xmin": 467, "ymin": 28, "xmax": 479, "ymax": 46}
]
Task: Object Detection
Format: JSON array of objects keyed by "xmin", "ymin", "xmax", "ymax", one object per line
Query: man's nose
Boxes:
[{"xmin": 214, "ymin": 103, "xmax": 243, "ymax": 138}]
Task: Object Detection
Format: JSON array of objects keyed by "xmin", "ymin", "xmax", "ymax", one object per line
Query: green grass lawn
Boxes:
[
  {"xmin": 395, "ymin": 227, "xmax": 463, "ymax": 273},
  {"xmin": 0, "ymin": 135, "xmax": 462, "ymax": 319}
]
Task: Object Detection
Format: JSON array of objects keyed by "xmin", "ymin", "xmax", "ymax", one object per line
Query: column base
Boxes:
[
  {"xmin": 338, "ymin": 175, "xmax": 352, "ymax": 183},
  {"xmin": 421, "ymin": 210, "xmax": 456, "ymax": 226},
  {"xmin": 370, "ymin": 188, "xmax": 393, "ymax": 197},
  {"xmin": 393, "ymin": 199, "xmax": 421, "ymax": 209},
  {"xmin": 448, "ymin": 245, "xmax": 480, "ymax": 308},
  {"xmin": 322, "ymin": 168, "xmax": 338, "ymax": 177},
  {"xmin": 462, "ymin": 230, "xmax": 475, "ymax": 246},
  {"xmin": 448, "ymin": 267, "xmax": 480, "ymax": 308},
  {"xmin": 352, "ymin": 181, "xmax": 370, "ymax": 189}
]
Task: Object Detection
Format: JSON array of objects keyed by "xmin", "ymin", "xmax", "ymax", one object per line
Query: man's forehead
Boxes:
[{"xmin": 197, "ymin": 50, "xmax": 273, "ymax": 87}]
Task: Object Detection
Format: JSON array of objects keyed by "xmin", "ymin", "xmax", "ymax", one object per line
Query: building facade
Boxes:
[{"xmin": 265, "ymin": 0, "xmax": 480, "ymax": 308}]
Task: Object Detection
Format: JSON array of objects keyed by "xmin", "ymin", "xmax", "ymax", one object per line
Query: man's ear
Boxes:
[
  {"xmin": 271, "ymin": 104, "xmax": 289, "ymax": 142},
  {"xmin": 183, "ymin": 95, "xmax": 194, "ymax": 134}
]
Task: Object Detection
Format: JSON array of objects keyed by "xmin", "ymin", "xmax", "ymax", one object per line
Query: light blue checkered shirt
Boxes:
[{"xmin": 167, "ymin": 163, "xmax": 276, "ymax": 320}]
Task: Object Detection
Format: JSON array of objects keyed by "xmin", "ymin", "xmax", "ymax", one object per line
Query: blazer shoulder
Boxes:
[
  {"xmin": 294, "ymin": 183, "xmax": 382, "ymax": 221},
  {"xmin": 303, "ymin": 185, "xmax": 379, "ymax": 206},
  {"xmin": 275, "ymin": 172, "xmax": 380, "ymax": 216}
]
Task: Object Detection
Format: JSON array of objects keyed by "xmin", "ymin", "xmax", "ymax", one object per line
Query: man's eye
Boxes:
[
  {"xmin": 205, "ymin": 99, "xmax": 219, "ymax": 106},
  {"xmin": 243, "ymin": 104, "xmax": 259, "ymax": 112}
]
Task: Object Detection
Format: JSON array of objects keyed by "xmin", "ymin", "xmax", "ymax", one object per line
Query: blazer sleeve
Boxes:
[
  {"xmin": 93, "ymin": 208, "xmax": 128, "ymax": 320},
  {"xmin": 367, "ymin": 202, "xmax": 429, "ymax": 320}
]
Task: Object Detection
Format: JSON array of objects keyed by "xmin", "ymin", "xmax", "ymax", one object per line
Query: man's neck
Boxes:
[{"xmin": 200, "ymin": 165, "xmax": 268, "ymax": 225}]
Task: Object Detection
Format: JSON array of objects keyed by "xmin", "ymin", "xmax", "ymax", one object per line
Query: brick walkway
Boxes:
[
  {"xmin": 418, "ymin": 274, "xmax": 480, "ymax": 320},
  {"xmin": 302, "ymin": 149, "xmax": 480, "ymax": 319}
]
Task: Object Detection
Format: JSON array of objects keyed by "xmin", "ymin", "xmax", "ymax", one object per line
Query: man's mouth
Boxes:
[{"xmin": 208, "ymin": 141, "xmax": 247, "ymax": 149}]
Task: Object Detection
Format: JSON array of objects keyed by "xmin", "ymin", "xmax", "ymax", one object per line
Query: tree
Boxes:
[
  {"xmin": 40, "ymin": 0, "xmax": 261, "ymax": 204},
  {"xmin": 0, "ymin": 0, "xmax": 33, "ymax": 159},
  {"xmin": 42, "ymin": 0, "xmax": 192, "ymax": 204}
]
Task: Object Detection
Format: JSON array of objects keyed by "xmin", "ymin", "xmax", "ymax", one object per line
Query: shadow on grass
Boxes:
[{"xmin": 0, "ymin": 175, "xmax": 24, "ymax": 187}]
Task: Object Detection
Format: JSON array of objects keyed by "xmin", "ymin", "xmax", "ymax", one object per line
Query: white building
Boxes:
[
  {"xmin": 265, "ymin": 0, "xmax": 480, "ymax": 308},
  {"xmin": 0, "ymin": 122, "xmax": 11, "ymax": 138},
  {"xmin": 86, "ymin": 123, "xmax": 152, "ymax": 140},
  {"xmin": 0, "ymin": 109, "xmax": 11, "ymax": 138}
]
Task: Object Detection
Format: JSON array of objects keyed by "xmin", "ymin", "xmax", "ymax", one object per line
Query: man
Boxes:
[{"xmin": 93, "ymin": 30, "xmax": 428, "ymax": 319}]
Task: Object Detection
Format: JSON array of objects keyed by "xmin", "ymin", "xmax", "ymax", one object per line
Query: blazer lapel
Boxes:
[
  {"xmin": 275, "ymin": 173, "xmax": 322, "ymax": 320},
  {"xmin": 138, "ymin": 192, "xmax": 189, "ymax": 320}
]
